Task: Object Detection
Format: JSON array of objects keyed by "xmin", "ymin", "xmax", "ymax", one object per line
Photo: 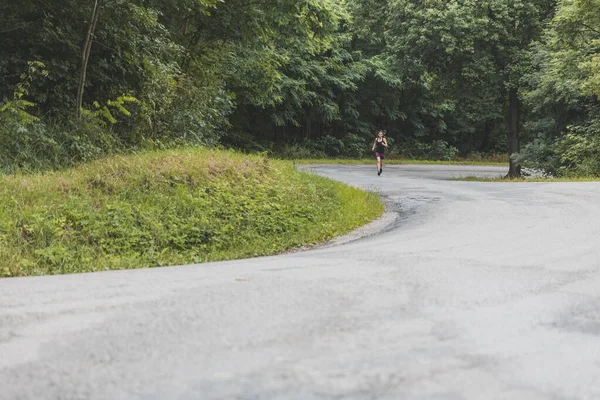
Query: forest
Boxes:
[{"xmin": 1, "ymin": 0, "xmax": 599, "ymax": 177}]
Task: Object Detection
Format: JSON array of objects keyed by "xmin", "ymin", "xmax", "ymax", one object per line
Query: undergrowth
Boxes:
[{"xmin": 455, "ymin": 176, "xmax": 600, "ymax": 182}]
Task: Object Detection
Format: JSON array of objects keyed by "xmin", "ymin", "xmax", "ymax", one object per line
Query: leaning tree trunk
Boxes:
[
  {"xmin": 507, "ymin": 87, "xmax": 522, "ymax": 178},
  {"xmin": 76, "ymin": 0, "xmax": 103, "ymax": 119}
]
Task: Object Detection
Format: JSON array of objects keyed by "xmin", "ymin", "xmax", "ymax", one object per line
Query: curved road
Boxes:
[{"xmin": 2, "ymin": 165, "xmax": 600, "ymax": 400}]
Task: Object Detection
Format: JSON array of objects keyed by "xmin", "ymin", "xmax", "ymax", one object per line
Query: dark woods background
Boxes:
[{"xmin": 1, "ymin": 0, "xmax": 599, "ymax": 176}]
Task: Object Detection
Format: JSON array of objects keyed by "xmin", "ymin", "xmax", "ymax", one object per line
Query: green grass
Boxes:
[
  {"xmin": 0, "ymin": 148, "xmax": 383, "ymax": 277},
  {"xmin": 292, "ymin": 158, "xmax": 507, "ymax": 166},
  {"xmin": 455, "ymin": 176, "xmax": 600, "ymax": 182}
]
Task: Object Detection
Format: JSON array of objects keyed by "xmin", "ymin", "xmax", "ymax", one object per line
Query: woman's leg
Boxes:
[{"xmin": 376, "ymin": 156, "xmax": 381, "ymax": 174}]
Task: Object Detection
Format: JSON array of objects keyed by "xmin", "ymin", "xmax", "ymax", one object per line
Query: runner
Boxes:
[{"xmin": 372, "ymin": 130, "xmax": 388, "ymax": 176}]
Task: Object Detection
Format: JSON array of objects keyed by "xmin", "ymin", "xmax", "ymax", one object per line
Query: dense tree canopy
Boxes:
[{"xmin": 1, "ymin": 0, "xmax": 599, "ymax": 176}]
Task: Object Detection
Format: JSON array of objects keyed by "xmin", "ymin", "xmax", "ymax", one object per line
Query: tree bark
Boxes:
[
  {"xmin": 76, "ymin": 0, "xmax": 103, "ymax": 119},
  {"xmin": 507, "ymin": 87, "xmax": 521, "ymax": 178}
]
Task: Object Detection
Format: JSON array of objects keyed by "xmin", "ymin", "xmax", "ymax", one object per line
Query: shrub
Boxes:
[
  {"xmin": 341, "ymin": 134, "xmax": 369, "ymax": 158},
  {"xmin": 275, "ymin": 134, "xmax": 370, "ymax": 159},
  {"xmin": 517, "ymin": 117, "xmax": 600, "ymax": 177},
  {"xmin": 0, "ymin": 61, "xmax": 122, "ymax": 172},
  {"xmin": 310, "ymin": 135, "xmax": 345, "ymax": 157},
  {"xmin": 398, "ymin": 139, "xmax": 458, "ymax": 160},
  {"xmin": 277, "ymin": 143, "xmax": 324, "ymax": 159},
  {"xmin": 557, "ymin": 122, "xmax": 600, "ymax": 177},
  {"xmin": 514, "ymin": 135, "xmax": 561, "ymax": 176},
  {"xmin": 139, "ymin": 76, "xmax": 234, "ymax": 147}
]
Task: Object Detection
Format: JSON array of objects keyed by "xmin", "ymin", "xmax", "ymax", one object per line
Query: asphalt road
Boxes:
[{"xmin": 2, "ymin": 164, "xmax": 600, "ymax": 400}]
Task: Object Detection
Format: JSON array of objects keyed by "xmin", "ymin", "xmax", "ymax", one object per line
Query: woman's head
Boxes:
[{"xmin": 378, "ymin": 130, "xmax": 384, "ymax": 138}]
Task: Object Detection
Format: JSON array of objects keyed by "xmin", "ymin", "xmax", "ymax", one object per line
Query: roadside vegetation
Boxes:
[
  {"xmin": 0, "ymin": 149, "xmax": 383, "ymax": 277},
  {"xmin": 2, "ymin": 0, "xmax": 600, "ymax": 178},
  {"xmin": 456, "ymin": 176, "xmax": 600, "ymax": 183}
]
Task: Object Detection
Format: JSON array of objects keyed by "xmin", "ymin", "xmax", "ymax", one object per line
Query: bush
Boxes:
[
  {"xmin": 0, "ymin": 106, "xmax": 121, "ymax": 173},
  {"xmin": 514, "ymin": 135, "xmax": 561, "ymax": 176},
  {"xmin": 0, "ymin": 66, "xmax": 235, "ymax": 173},
  {"xmin": 557, "ymin": 122, "xmax": 600, "ymax": 177},
  {"xmin": 275, "ymin": 134, "xmax": 370, "ymax": 159},
  {"xmin": 0, "ymin": 122, "xmax": 120, "ymax": 174},
  {"xmin": 341, "ymin": 134, "xmax": 369, "ymax": 158},
  {"xmin": 517, "ymin": 117, "xmax": 600, "ymax": 177},
  {"xmin": 310, "ymin": 135, "xmax": 345, "ymax": 157},
  {"xmin": 134, "ymin": 75, "xmax": 234, "ymax": 147},
  {"xmin": 398, "ymin": 139, "xmax": 459, "ymax": 160},
  {"xmin": 0, "ymin": 61, "xmax": 123, "ymax": 173},
  {"xmin": 277, "ymin": 143, "xmax": 325, "ymax": 159}
]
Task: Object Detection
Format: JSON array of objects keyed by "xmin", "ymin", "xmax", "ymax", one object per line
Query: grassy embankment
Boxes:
[{"xmin": 0, "ymin": 149, "xmax": 383, "ymax": 277}]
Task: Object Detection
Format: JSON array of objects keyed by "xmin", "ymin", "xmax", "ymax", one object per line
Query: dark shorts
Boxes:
[{"xmin": 376, "ymin": 152, "xmax": 385, "ymax": 159}]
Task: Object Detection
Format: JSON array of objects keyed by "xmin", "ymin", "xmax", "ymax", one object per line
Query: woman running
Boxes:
[{"xmin": 372, "ymin": 130, "xmax": 388, "ymax": 176}]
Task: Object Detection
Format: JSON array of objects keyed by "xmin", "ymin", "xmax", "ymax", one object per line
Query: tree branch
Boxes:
[{"xmin": 581, "ymin": 22, "xmax": 600, "ymax": 37}]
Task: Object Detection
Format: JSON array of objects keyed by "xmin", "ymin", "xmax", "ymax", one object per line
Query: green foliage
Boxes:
[
  {"xmin": 276, "ymin": 143, "xmax": 324, "ymax": 159},
  {"xmin": 274, "ymin": 134, "xmax": 370, "ymax": 159},
  {"xmin": 0, "ymin": 62, "xmax": 109, "ymax": 172},
  {"xmin": 0, "ymin": 118, "xmax": 119, "ymax": 174},
  {"xmin": 0, "ymin": 149, "xmax": 383, "ymax": 277},
  {"xmin": 1, "ymin": 0, "xmax": 597, "ymax": 174},
  {"xmin": 396, "ymin": 140, "xmax": 459, "ymax": 161},
  {"xmin": 557, "ymin": 119, "xmax": 600, "ymax": 176},
  {"xmin": 0, "ymin": 61, "xmax": 47, "ymax": 125},
  {"xmin": 0, "ymin": 66, "xmax": 128, "ymax": 173},
  {"xmin": 310, "ymin": 135, "xmax": 368, "ymax": 158},
  {"xmin": 519, "ymin": 0, "xmax": 600, "ymax": 176},
  {"xmin": 378, "ymin": 0, "xmax": 553, "ymax": 149},
  {"xmin": 85, "ymin": 96, "xmax": 138, "ymax": 125},
  {"xmin": 514, "ymin": 136, "xmax": 561, "ymax": 176}
]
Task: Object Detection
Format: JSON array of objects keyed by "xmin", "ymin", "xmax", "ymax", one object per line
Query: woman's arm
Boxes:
[
  {"xmin": 372, "ymin": 139, "xmax": 377, "ymax": 151},
  {"xmin": 383, "ymin": 138, "xmax": 388, "ymax": 147}
]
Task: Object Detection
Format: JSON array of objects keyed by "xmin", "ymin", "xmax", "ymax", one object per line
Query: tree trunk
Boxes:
[
  {"xmin": 76, "ymin": 0, "xmax": 103, "ymax": 119},
  {"xmin": 507, "ymin": 87, "xmax": 521, "ymax": 178}
]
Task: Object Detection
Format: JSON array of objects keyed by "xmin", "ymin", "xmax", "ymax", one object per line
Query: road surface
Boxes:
[{"xmin": 2, "ymin": 165, "xmax": 600, "ymax": 400}]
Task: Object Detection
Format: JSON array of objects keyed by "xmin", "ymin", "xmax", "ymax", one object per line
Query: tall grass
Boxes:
[{"xmin": 0, "ymin": 148, "xmax": 383, "ymax": 277}]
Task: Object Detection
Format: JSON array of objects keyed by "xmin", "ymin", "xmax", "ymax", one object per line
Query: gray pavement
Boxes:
[{"xmin": 2, "ymin": 164, "xmax": 600, "ymax": 400}]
